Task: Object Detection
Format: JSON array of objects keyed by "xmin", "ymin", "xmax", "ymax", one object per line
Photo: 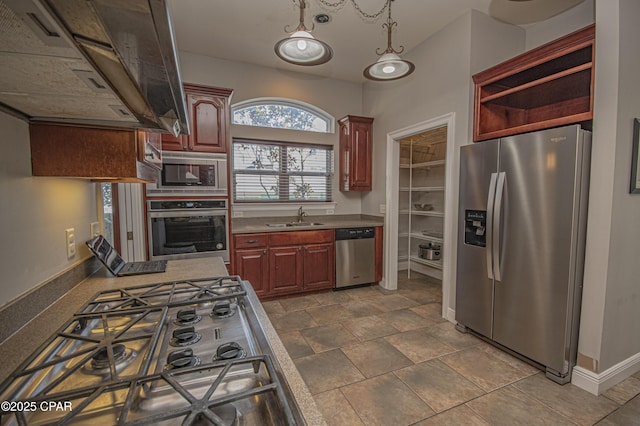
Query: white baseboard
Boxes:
[
  {"xmin": 571, "ymin": 351, "xmax": 640, "ymax": 395},
  {"xmin": 447, "ymin": 307, "xmax": 456, "ymax": 323}
]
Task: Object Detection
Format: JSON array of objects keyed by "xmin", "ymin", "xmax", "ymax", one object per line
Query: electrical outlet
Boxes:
[
  {"xmin": 90, "ymin": 222, "xmax": 101, "ymax": 238},
  {"xmin": 65, "ymin": 228, "xmax": 76, "ymax": 259},
  {"xmin": 233, "ymin": 211, "xmax": 244, "ymax": 218},
  {"xmin": 326, "ymin": 209, "xmax": 335, "ymax": 215},
  {"xmin": 379, "ymin": 204, "xmax": 386, "ymax": 214}
]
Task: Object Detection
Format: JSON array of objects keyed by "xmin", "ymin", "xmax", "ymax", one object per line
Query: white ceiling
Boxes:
[{"xmin": 168, "ymin": 0, "xmax": 495, "ymax": 83}]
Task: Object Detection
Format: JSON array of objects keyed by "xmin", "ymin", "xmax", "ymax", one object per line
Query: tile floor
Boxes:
[{"xmin": 263, "ymin": 272, "xmax": 640, "ymax": 426}]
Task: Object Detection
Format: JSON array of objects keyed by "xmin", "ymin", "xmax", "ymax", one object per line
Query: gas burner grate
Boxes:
[{"xmin": 78, "ymin": 276, "xmax": 247, "ymax": 314}]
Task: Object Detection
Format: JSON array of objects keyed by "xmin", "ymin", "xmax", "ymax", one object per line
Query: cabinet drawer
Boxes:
[
  {"xmin": 234, "ymin": 233, "xmax": 268, "ymax": 248},
  {"xmin": 268, "ymin": 230, "xmax": 334, "ymax": 247}
]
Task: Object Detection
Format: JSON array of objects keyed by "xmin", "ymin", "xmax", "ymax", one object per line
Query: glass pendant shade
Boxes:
[
  {"xmin": 363, "ymin": 52, "xmax": 415, "ymax": 81},
  {"xmin": 275, "ymin": 30, "xmax": 333, "ymax": 66}
]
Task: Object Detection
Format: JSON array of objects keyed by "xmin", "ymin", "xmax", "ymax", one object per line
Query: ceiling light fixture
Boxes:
[
  {"xmin": 363, "ymin": 0, "xmax": 414, "ymax": 81},
  {"xmin": 274, "ymin": 0, "xmax": 333, "ymax": 66}
]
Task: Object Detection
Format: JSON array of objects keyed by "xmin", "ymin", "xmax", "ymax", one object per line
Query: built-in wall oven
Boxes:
[
  {"xmin": 147, "ymin": 199, "xmax": 229, "ymax": 262},
  {"xmin": 146, "ymin": 151, "xmax": 228, "ymax": 197}
]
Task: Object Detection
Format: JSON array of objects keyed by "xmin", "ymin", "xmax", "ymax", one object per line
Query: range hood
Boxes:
[{"xmin": 0, "ymin": 0, "xmax": 189, "ymax": 136}]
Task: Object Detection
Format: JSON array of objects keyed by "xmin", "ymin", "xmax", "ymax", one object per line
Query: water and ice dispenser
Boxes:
[{"xmin": 464, "ymin": 210, "xmax": 486, "ymax": 247}]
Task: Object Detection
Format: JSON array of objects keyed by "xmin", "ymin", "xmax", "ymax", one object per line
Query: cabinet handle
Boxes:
[
  {"xmin": 246, "ymin": 239, "xmax": 258, "ymax": 244},
  {"xmin": 182, "ymin": 146, "xmax": 187, "ymax": 151},
  {"xmin": 263, "ymin": 249, "xmax": 266, "ymax": 254},
  {"xmin": 189, "ymin": 146, "xmax": 193, "ymax": 151}
]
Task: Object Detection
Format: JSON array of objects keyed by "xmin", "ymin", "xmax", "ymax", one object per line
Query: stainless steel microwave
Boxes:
[{"xmin": 146, "ymin": 151, "xmax": 228, "ymax": 197}]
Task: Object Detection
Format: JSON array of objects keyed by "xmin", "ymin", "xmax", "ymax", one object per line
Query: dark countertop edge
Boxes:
[{"xmin": 232, "ymin": 213, "xmax": 384, "ymax": 234}]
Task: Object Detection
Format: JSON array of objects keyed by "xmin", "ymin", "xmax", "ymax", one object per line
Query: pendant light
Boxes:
[
  {"xmin": 274, "ymin": 0, "xmax": 333, "ymax": 66},
  {"xmin": 363, "ymin": 0, "xmax": 414, "ymax": 81}
]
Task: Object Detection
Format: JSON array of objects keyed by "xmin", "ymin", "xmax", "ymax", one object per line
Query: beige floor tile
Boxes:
[
  {"xmin": 341, "ymin": 373, "xmax": 435, "ymax": 425},
  {"xmin": 476, "ymin": 341, "xmax": 540, "ymax": 376},
  {"xmin": 385, "ymin": 329, "xmax": 456, "ymax": 364},
  {"xmin": 426, "ymin": 322, "xmax": 481, "ymax": 350},
  {"xmin": 379, "ymin": 309, "xmax": 437, "ymax": 332},
  {"xmin": 269, "ymin": 310, "xmax": 318, "ymax": 332},
  {"xmin": 261, "ymin": 300, "xmax": 285, "ymax": 315},
  {"xmin": 293, "ymin": 349, "xmax": 364, "ymax": 395},
  {"xmin": 398, "ymin": 289, "xmax": 441, "ymax": 305},
  {"xmin": 439, "ymin": 346, "xmax": 531, "ymax": 392},
  {"xmin": 345, "ymin": 285, "xmax": 383, "ymax": 300},
  {"xmin": 277, "ymin": 330, "xmax": 314, "ymax": 359},
  {"xmin": 342, "ymin": 315, "xmax": 400, "ymax": 341},
  {"xmin": 513, "ymin": 372, "xmax": 620, "ymax": 425},
  {"xmin": 342, "ymin": 338, "xmax": 413, "ymax": 378},
  {"xmin": 340, "ymin": 300, "xmax": 384, "ymax": 318},
  {"xmin": 305, "ymin": 303, "xmax": 355, "ymax": 325},
  {"xmin": 597, "ymin": 394, "xmax": 640, "ymax": 426},
  {"xmin": 395, "ymin": 359, "xmax": 485, "ymax": 412},
  {"xmin": 467, "ymin": 385, "xmax": 576, "ymax": 425},
  {"xmin": 313, "ymin": 290, "xmax": 353, "ymax": 306},
  {"xmin": 413, "ymin": 404, "xmax": 490, "ymax": 426},
  {"xmin": 300, "ymin": 323, "xmax": 358, "ymax": 353},
  {"xmin": 365, "ymin": 294, "xmax": 420, "ymax": 312},
  {"xmin": 314, "ymin": 389, "xmax": 364, "ymax": 426},
  {"xmin": 410, "ymin": 303, "xmax": 447, "ymax": 323},
  {"xmin": 278, "ymin": 295, "xmax": 320, "ymax": 312},
  {"xmin": 602, "ymin": 376, "xmax": 640, "ymax": 405}
]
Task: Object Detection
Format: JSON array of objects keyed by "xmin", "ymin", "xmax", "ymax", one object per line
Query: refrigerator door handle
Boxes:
[
  {"xmin": 493, "ymin": 172, "xmax": 506, "ymax": 282},
  {"xmin": 486, "ymin": 172, "xmax": 498, "ymax": 280}
]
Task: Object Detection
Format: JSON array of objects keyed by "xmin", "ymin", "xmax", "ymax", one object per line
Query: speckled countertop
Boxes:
[
  {"xmin": 0, "ymin": 257, "xmax": 326, "ymax": 426},
  {"xmin": 233, "ymin": 213, "xmax": 384, "ymax": 234}
]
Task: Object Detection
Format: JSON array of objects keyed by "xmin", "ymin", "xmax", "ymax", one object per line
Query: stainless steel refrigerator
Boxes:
[{"xmin": 455, "ymin": 124, "xmax": 591, "ymax": 384}]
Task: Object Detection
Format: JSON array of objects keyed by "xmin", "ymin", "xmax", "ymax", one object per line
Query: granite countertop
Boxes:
[
  {"xmin": 233, "ymin": 213, "xmax": 384, "ymax": 234},
  {"xmin": 0, "ymin": 257, "xmax": 325, "ymax": 426}
]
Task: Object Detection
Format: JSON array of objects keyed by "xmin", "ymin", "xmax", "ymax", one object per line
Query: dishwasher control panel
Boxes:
[{"xmin": 335, "ymin": 227, "xmax": 375, "ymax": 240}]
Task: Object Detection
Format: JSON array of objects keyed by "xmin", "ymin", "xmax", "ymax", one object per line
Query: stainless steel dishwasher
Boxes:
[{"xmin": 335, "ymin": 227, "xmax": 376, "ymax": 288}]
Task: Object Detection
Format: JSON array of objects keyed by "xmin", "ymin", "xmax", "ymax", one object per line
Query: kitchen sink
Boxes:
[{"xmin": 266, "ymin": 222, "xmax": 324, "ymax": 227}]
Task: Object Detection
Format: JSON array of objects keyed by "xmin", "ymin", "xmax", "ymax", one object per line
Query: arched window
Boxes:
[{"xmin": 231, "ymin": 98, "xmax": 334, "ymax": 133}]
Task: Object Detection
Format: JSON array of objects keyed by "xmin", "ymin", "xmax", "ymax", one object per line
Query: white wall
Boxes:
[
  {"xmin": 178, "ymin": 53, "xmax": 364, "ymax": 216},
  {"xmin": 0, "ymin": 112, "xmax": 98, "ymax": 307},
  {"xmin": 525, "ymin": 0, "xmax": 595, "ymax": 50},
  {"xmin": 579, "ymin": 0, "xmax": 640, "ymax": 374}
]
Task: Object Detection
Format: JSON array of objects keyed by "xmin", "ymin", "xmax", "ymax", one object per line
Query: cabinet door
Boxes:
[
  {"xmin": 187, "ymin": 93, "xmax": 227, "ymax": 153},
  {"xmin": 302, "ymin": 243, "xmax": 335, "ymax": 290},
  {"xmin": 350, "ymin": 120, "xmax": 372, "ymax": 190},
  {"xmin": 269, "ymin": 246, "xmax": 303, "ymax": 295},
  {"xmin": 161, "ymin": 133, "xmax": 187, "ymax": 151},
  {"xmin": 235, "ymin": 248, "xmax": 268, "ymax": 297}
]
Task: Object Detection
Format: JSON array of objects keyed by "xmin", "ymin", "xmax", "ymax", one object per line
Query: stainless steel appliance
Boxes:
[
  {"xmin": 0, "ymin": 277, "xmax": 301, "ymax": 425},
  {"xmin": 335, "ymin": 227, "xmax": 375, "ymax": 288},
  {"xmin": 146, "ymin": 151, "xmax": 228, "ymax": 197},
  {"xmin": 148, "ymin": 199, "xmax": 229, "ymax": 262},
  {"xmin": 456, "ymin": 124, "xmax": 591, "ymax": 384}
]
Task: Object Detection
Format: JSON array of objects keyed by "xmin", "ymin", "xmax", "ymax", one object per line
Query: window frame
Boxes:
[
  {"xmin": 231, "ymin": 97, "xmax": 335, "ymax": 134},
  {"xmin": 232, "ymin": 137, "xmax": 334, "ymax": 204}
]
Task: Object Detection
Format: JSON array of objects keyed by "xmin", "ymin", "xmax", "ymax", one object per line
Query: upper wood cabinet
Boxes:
[
  {"xmin": 30, "ymin": 123, "xmax": 159, "ymax": 183},
  {"xmin": 472, "ymin": 24, "xmax": 595, "ymax": 142},
  {"xmin": 162, "ymin": 84, "xmax": 233, "ymax": 153},
  {"xmin": 339, "ymin": 115, "xmax": 374, "ymax": 191}
]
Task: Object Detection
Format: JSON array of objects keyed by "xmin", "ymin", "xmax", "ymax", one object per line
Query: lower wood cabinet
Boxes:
[
  {"xmin": 233, "ymin": 230, "xmax": 335, "ymax": 298},
  {"xmin": 234, "ymin": 248, "xmax": 269, "ymax": 297}
]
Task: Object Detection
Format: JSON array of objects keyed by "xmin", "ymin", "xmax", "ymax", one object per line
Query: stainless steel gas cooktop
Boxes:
[{"xmin": 0, "ymin": 277, "xmax": 299, "ymax": 425}]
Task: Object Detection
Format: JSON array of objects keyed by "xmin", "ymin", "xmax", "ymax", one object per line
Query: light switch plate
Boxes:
[
  {"xmin": 90, "ymin": 222, "xmax": 100, "ymax": 238},
  {"xmin": 65, "ymin": 228, "xmax": 76, "ymax": 259},
  {"xmin": 233, "ymin": 211, "xmax": 243, "ymax": 218}
]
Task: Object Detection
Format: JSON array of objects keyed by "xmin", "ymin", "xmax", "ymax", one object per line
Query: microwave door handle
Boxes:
[
  {"xmin": 486, "ymin": 172, "xmax": 498, "ymax": 280},
  {"xmin": 493, "ymin": 172, "xmax": 506, "ymax": 282}
]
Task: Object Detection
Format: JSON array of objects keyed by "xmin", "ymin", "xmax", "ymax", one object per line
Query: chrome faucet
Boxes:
[{"xmin": 297, "ymin": 206, "xmax": 307, "ymax": 222}]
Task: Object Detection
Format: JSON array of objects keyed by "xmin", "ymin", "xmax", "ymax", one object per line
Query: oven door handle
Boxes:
[{"xmin": 148, "ymin": 209, "xmax": 227, "ymax": 218}]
